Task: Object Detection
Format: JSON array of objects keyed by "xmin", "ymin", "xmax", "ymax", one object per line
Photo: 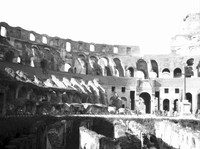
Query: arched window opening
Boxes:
[
  {"xmin": 186, "ymin": 92, "xmax": 192, "ymax": 112},
  {"xmin": 139, "ymin": 92, "xmax": 151, "ymax": 113},
  {"xmin": 162, "ymin": 68, "xmax": 170, "ymax": 78},
  {"xmin": 113, "ymin": 47, "xmax": 118, "ymax": 54},
  {"xmin": 113, "ymin": 58, "xmax": 124, "ymax": 77},
  {"xmin": 136, "ymin": 59, "xmax": 148, "ymax": 79},
  {"xmin": 77, "ymin": 55, "xmax": 87, "ymax": 74},
  {"xmin": 174, "ymin": 99, "xmax": 178, "ymax": 112},
  {"xmin": 63, "ymin": 63, "xmax": 71, "ymax": 72},
  {"xmin": 90, "ymin": 56, "xmax": 102, "ymax": 75},
  {"xmin": 127, "ymin": 67, "xmax": 134, "ymax": 77},
  {"xmin": 174, "ymin": 68, "xmax": 182, "ymax": 78},
  {"xmin": 151, "ymin": 60, "xmax": 159, "ymax": 77},
  {"xmin": 162, "ymin": 68, "xmax": 170, "ymax": 73},
  {"xmin": 66, "ymin": 42, "xmax": 71, "ymax": 52},
  {"xmin": 42, "ymin": 36, "xmax": 47, "ymax": 44},
  {"xmin": 121, "ymin": 97, "xmax": 127, "ymax": 108},
  {"xmin": 185, "ymin": 58, "xmax": 194, "ymax": 77},
  {"xmin": 90, "ymin": 45, "xmax": 95, "ymax": 52},
  {"xmin": 30, "ymin": 33, "xmax": 35, "ymax": 41},
  {"xmin": 186, "ymin": 58, "xmax": 194, "ymax": 66},
  {"xmin": 0, "ymin": 26, "xmax": 7, "ymax": 37},
  {"xmin": 163, "ymin": 99, "xmax": 170, "ymax": 111}
]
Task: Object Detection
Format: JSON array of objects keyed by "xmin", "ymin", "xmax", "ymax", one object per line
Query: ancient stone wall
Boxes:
[{"xmin": 155, "ymin": 120, "xmax": 200, "ymax": 149}]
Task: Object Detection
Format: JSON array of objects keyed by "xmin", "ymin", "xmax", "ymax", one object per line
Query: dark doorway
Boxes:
[
  {"xmin": 163, "ymin": 99, "xmax": 170, "ymax": 111},
  {"xmin": 174, "ymin": 99, "xmax": 178, "ymax": 111},
  {"xmin": 130, "ymin": 91, "xmax": 135, "ymax": 110},
  {"xmin": 151, "ymin": 60, "xmax": 159, "ymax": 77},
  {"xmin": 139, "ymin": 92, "xmax": 151, "ymax": 113},
  {"xmin": 155, "ymin": 91, "xmax": 160, "ymax": 110},
  {"xmin": 127, "ymin": 67, "xmax": 134, "ymax": 77},
  {"xmin": 174, "ymin": 68, "xmax": 182, "ymax": 78},
  {"xmin": 186, "ymin": 93, "xmax": 192, "ymax": 112}
]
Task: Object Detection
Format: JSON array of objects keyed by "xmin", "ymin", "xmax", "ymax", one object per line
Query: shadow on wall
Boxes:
[{"xmin": 157, "ymin": 138, "xmax": 177, "ymax": 149}]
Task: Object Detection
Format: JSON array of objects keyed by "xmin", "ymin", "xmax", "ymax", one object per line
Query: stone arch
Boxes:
[
  {"xmin": 104, "ymin": 57, "xmax": 113, "ymax": 76},
  {"xmin": 186, "ymin": 92, "xmax": 192, "ymax": 112},
  {"xmin": 136, "ymin": 59, "xmax": 148, "ymax": 79},
  {"xmin": 66, "ymin": 41, "xmax": 71, "ymax": 52},
  {"xmin": 31, "ymin": 45, "xmax": 41, "ymax": 67},
  {"xmin": 98, "ymin": 57, "xmax": 107, "ymax": 75},
  {"xmin": 127, "ymin": 66, "xmax": 134, "ymax": 77},
  {"xmin": 163, "ymin": 99, "xmax": 170, "ymax": 111},
  {"xmin": 62, "ymin": 63, "xmax": 71, "ymax": 72},
  {"xmin": 139, "ymin": 92, "xmax": 151, "ymax": 113},
  {"xmin": 186, "ymin": 58, "xmax": 194, "ymax": 66},
  {"xmin": 29, "ymin": 33, "xmax": 35, "ymax": 41},
  {"xmin": 150, "ymin": 59, "xmax": 159, "ymax": 77},
  {"xmin": 74, "ymin": 54, "xmax": 88, "ymax": 74},
  {"xmin": 185, "ymin": 58, "xmax": 194, "ymax": 77},
  {"xmin": 173, "ymin": 99, "xmax": 178, "ymax": 112},
  {"xmin": 162, "ymin": 68, "xmax": 170, "ymax": 78},
  {"xmin": 174, "ymin": 68, "xmax": 182, "ymax": 78},
  {"xmin": 4, "ymin": 50, "xmax": 15, "ymax": 62},
  {"xmin": 113, "ymin": 58, "xmax": 125, "ymax": 77},
  {"xmin": 121, "ymin": 97, "xmax": 127, "ymax": 108},
  {"xmin": 89, "ymin": 56, "xmax": 102, "ymax": 75}
]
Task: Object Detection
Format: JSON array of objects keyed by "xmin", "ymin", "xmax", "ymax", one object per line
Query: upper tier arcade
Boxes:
[{"xmin": 0, "ymin": 22, "xmax": 140, "ymax": 56}]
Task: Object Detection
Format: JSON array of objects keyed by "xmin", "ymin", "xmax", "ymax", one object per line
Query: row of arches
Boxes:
[
  {"xmin": 137, "ymin": 92, "xmax": 197, "ymax": 114},
  {"xmin": 71, "ymin": 55, "xmax": 125, "ymax": 77}
]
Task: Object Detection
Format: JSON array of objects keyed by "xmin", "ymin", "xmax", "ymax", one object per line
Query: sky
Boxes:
[{"xmin": 0, "ymin": 0, "xmax": 199, "ymax": 55}]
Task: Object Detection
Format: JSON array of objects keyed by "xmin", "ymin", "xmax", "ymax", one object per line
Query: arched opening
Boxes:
[
  {"xmin": 113, "ymin": 58, "xmax": 124, "ymax": 77},
  {"xmin": 0, "ymin": 26, "xmax": 7, "ymax": 37},
  {"xmin": 42, "ymin": 36, "xmax": 47, "ymax": 44},
  {"xmin": 90, "ymin": 44, "xmax": 95, "ymax": 52},
  {"xmin": 29, "ymin": 33, "xmax": 35, "ymax": 41},
  {"xmin": 174, "ymin": 68, "xmax": 182, "ymax": 78},
  {"xmin": 139, "ymin": 92, "xmax": 151, "ymax": 113},
  {"xmin": 63, "ymin": 63, "xmax": 71, "ymax": 72},
  {"xmin": 162, "ymin": 68, "xmax": 170, "ymax": 78},
  {"xmin": 186, "ymin": 92, "xmax": 192, "ymax": 112},
  {"xmin": 98, "ymin": 57, "xmax": 107, "ymax": 76},
  {"xmin": 90, "ymin": 56, "xmax": 102, "ymax": 75},
  {"xmin": 66, "ymin": 42, "xmax": 71, "ymax": 52},
  {"xmin": 151, "ymin": 60, "xmax": 159, "ymax": 77},
  {"xmin": 127, "ymin": 67, "xmax": 134, "ymax": 77},
  {"xmin": 185, "ymin": 58, "xmax": 194, "ymax": 77},
  {"xmin": 186, "ymin": 58, "xmax": 194, "ymax": 66},
  {"xmin": 136, "ymin": 59, "xmax": 148, "ymax": 79},
  {"xmin": 113, "ymin": 47, "xmax": 118, "ymax": 54},
  {"xmin": 163, "ymin": 99, "xmax": 170, "ymax": 111},
  {"xmin": 174, "ymin": 99, "xmax": 178, "ymax": 112},
  {"xmin": 121, "ymin": 97, "xmax": 127, "ymax": 108},
  {"xmin": 4, "ymin": 50, "xmax": 15, "ymax": 62},
  {"xmin": 74, "ymin": 54, "xmax": 88, "ymax": 74}
]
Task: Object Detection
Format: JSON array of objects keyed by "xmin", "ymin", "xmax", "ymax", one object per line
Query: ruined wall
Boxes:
[
  {"xmin": 1, "ymin": 17, "xmax": 200, "ymax": 114},
  {"xmin": 155, "ymin": 120, "xmax": 200, "ymax": 149}
]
